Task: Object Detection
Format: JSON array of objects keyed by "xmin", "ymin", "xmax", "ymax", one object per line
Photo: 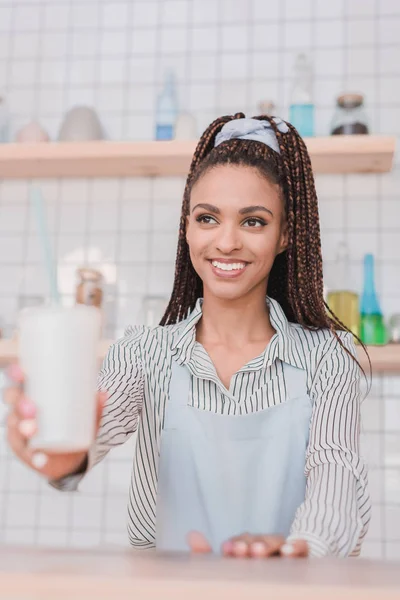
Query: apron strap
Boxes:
[{"xmin": 282, "ymin": 362, "xmax": 308, "ymax": 400}]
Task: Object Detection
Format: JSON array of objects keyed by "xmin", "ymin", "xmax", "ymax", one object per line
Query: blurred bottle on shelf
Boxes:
[
  {"xmin": 388, "ymin": 314, "xmax": 400, "ymax": 344},
  {"xmin": 360, "ymin": 254, "xmax": 387, "ymax": 345},
  {"xmin": 326, "ymin": 241, "xmax": 360, "ymax": 338},
  {"xmin": 155, "ymin": 71, "xmax": 178, "ymax": 141},
  {"xmin": 15, "ymin": 120, "xmax": 50, "ymax": 143},
  {"xmin": 331, "ymin": 94, "xmax": 369, "ymax": 135},
  {"xmin": 289, "ymin": 53, "xmax": 314, "ymax": 138},
  {"xmin": 75, "ymin": 268, "xmax": 103, "ymax": 308},
  {"xmin": 0, "ymin": 96, "xmax": 10, "ymax": 143},
  {"xmin": 58, "ymin": 106, "xmax": 104, "ymax": 141},
  {"xmin": 258, "ymin": 101, "xmax": 276, "ymax": 117}
]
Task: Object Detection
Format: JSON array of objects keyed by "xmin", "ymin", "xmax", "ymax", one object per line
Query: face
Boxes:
[{"xmin": 186, "ymin": 165, "xmax": 288, "ymax": 302}]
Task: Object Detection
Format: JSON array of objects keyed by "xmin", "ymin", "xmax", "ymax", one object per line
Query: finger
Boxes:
[
  {"xmin": 249, "ymin": 537, "xmax": 269, "ymax": 558},
  {"xmin": 3, "ymin": 386, "xmax": 21, "ymax": 406},
  {"xmin": 18, "ymin": 418, "xmax": 37, "ymax": 440},
  {"xmin": 223, "ymin": 533, "xmax": 252, "ymax": 558},
  {"xmin": 280, "ymin": 540, "xmax": 309, "ymax": 558},
  {"xmin": 7, "ymin": 417, "xmax": 48, "ymax": 472},
  {"xmin": 16, "ymin": 397, "xmax": 36, "ymax": 420},
  {"xmin": 7, "ymin": 412, "xmax": 31, "ymax": 460},
  {"xmin": 6, "ymin": 364, "xmax": 24, "ymax": 384},
  {"xmin": 258, "ymin": 535, "xmax": 285, "ymax": 557},
  {"xmin": 187, "ymin": 531, "xmax": 212, "ymax": 554}
]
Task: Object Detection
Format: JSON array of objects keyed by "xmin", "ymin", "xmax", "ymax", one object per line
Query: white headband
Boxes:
[{"xmin": 214, "ymin": 117, "xmax": 289, "ymax": 154}]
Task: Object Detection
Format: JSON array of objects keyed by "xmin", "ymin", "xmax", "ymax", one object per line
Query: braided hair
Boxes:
[{"xmin": 160, "ymin": 112, "xmax": 369, "ymax": 374}]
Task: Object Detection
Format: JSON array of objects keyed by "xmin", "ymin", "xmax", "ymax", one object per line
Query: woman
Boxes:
[{"xmin": 6, "ymin": 113, "xmax": 370, "ymax": 558}]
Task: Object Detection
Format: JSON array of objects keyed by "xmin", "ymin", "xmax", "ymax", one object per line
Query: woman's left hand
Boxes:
[{"xmin": 187, "ymin": 531, "xmax": 309, "ymax": 558}]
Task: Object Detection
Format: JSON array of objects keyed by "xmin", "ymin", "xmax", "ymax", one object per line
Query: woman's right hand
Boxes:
[{"xmin": 4, "ymin": 364, "xmax": 107, "ymax": 482}]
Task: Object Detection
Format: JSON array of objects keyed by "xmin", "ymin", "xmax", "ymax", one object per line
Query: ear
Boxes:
[{"xmin": 277, "ymin": 220, "xmax": 288, "ymax": 255}]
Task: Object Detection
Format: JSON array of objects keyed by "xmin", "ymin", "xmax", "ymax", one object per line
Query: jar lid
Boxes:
[
  {"xmin": 77, "ymin": 267, "xmax": 103, "ymax": 282},
  {"xmin": 337, "ymin": 93, "xmax": 364, "ymax": 108},
  {"xmin": 258, "ymin": 101, "xmax": 276, "ymax": 116}
]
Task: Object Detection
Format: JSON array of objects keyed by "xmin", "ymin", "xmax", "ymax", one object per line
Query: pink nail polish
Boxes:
[
  {"xmin": 19, "ymin": 419, "xmax": 36, "ymax": 437},
  {"xmin": 19, "ymin": 399, "xmax": 35, "ymax": 418},
  {"xmin": 251, "ymin": 542, "xmax": 266, "ymax": 556},
  {"xmin": 7, "ymin": 364, "xmax": 23, "ymax": 381},
  {"xmin": 233, "ymin": 541, "xmax": 248, "ymax": 555},
  {"xmin": 222, "ymin": 540, "xmax": 233, "ymax": 554}
]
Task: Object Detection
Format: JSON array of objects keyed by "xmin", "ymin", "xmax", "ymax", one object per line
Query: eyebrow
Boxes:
[{"xmin": 191, "ymin": 203, "xmax": 274, "ymax": 217}]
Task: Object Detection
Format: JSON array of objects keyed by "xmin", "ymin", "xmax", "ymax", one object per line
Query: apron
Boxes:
[{"xmin": 156, "ymin": 359, "xmax": 312, "ymax": 553}]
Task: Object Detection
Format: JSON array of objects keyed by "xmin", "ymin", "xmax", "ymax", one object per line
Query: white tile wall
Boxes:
[{"xmin": 0, "ymin": 0, "xmax": 399, "ymax": 559}]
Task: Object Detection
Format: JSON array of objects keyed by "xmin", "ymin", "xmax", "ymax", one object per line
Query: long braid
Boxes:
[
  {"xmin": 159, "ymin": 112, "xmax": 370, "ymax": 382},
  {"xmin": 161, "ymin": 113, "xmax": 244, "ymax": 324}
]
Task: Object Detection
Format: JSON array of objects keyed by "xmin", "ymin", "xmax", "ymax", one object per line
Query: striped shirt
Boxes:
[{"xmin": 58, "ymin": 296, "xmax": 370, "ymax": 557}]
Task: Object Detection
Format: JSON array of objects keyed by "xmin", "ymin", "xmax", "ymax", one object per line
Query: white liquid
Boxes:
[{"xmin": 19, "ymin": 304, "xmax": 101, "ymax": 452}]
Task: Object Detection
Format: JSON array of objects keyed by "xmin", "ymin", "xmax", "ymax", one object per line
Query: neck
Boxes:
[{"xmin": 196, "ymin": 288, "xmax": 275, "ymax": 347}]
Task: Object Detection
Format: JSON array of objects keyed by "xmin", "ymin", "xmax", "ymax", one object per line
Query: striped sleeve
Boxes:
[
  {"xmin": 49, "ymin": 326, "xmax": 145, "ymax": 492},
  {"xmin": 287, "ymin": 332, "xmax": 371, "ymax": 557}
]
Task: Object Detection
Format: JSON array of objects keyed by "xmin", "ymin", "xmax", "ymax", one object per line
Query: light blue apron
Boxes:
[{"xmin": 156, "ymin": 359, "xmax": 312, "ymax": 553}]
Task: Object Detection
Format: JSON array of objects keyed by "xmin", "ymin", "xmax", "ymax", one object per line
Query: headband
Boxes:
[{"xmin": 214, "ymin": 117, "xmax": 289, "ymax": 154}]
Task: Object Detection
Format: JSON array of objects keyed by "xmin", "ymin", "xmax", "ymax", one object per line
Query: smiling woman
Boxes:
[
  {"xmin": 6, "ymin": 112, "xmax": 371, "ymax": 561},
  {"xmin": 187, "ymin": 171, "xmax": 286, "ymax": 295}
]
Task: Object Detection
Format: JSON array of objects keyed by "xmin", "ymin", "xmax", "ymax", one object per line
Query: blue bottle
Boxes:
[
  {"xmin": 289, "ymin": 53, "xmax": 314, "ymax": 138},
  {"xmin": 155, "ymin": 71, "xmax": 178, "ymax": 141},
  {"xmin": 360, "ymin": 254, "xmax": 387, "ymax": 345}
]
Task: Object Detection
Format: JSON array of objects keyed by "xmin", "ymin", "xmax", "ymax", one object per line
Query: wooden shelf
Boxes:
[
  {"xmin": 0, "ymin": 136, "xmax": 395, "ymax": 179},
  {"xmin": 1, "ymin": 338, "xmax": 399, "ymax": 373}
]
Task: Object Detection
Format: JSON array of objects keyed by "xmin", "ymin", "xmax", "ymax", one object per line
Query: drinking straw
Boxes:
[{"xmin": 29, "ymin": 185, "xmax": 60, "ymax": 304}]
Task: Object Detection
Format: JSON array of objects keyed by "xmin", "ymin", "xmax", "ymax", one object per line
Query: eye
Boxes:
[
  {"xmin": 196, "ymin": 214, "xmax": 218, "ymax": 225},
  {"xmin": 242, "ymin": 217, "xmax": 267, "ymax": 228}
]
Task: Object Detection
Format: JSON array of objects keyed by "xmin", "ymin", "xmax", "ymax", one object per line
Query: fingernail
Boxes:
[
  {"xmin": 233, "ymin": 541, "xmax": 248, "ymax": 555},
  {"xmin": 7, "ymin": 364, "xmax": 23, "ymax": 382},
  {"xmin": 281, "ymin": 543, "xmax": 294, "ymax": 556},
  {"xmin": 31, "ymin": 452, "xmax": 48, "ymax": 469},
  {"xmin": 19, "ymin": 399, "xmax": 35, "ymax": 418},
  {"xmin": 18, "ymin": 419, "xmax": 36, "ymax": 437},
  {"xmin": 251, "ymin": 542, "xmax": 267, "ymax": 557},
  {"xmin": 222, "ymin": 540, "xmax": 233, "ymax": 554}
]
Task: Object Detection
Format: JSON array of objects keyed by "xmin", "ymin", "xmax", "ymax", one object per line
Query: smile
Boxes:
[{"xmin": 208, "ymin": 259, "xmax": 248, "ymax": 278}]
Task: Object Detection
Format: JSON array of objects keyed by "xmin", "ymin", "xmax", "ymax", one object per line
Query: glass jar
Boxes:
[
  {"xmin": 331, "ymin": 93, "xmax": 369, "ymax": 135},
  {"xmin": 388, "ymin": 314, "xmax": 400, "ymax": 344},
  {"xmin": 76, "ymin": 268, "xmax": 103, "ymax": 308}
]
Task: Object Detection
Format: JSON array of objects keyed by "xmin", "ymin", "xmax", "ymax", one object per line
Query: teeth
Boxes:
[{"xmin": 211, "ymin": 260, "xmax": 246, "ymax": 271}]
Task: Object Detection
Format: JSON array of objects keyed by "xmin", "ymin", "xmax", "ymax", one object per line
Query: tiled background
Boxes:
[{"xmin": 0, "ymin": 0, "xmax": 399, "ymax": 558}]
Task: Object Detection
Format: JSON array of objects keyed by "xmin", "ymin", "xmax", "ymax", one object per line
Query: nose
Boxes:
[{"xmin": 215, "ymin": 223, "xmax": 243, "ymax": 255}]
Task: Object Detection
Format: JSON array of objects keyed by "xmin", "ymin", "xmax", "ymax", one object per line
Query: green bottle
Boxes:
[{"xmin": 360, "ymin": 254, "xmax": 387, "ymax": 345}]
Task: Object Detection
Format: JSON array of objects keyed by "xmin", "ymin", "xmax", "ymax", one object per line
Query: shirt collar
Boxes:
[
  {"xmin": 170, "ymin": 296, "xmax": 306, "ymax": 370},
  {"xmin": 265, "ymin": 297, "xmax": 306, "ymax": 370},
  {"xmin": 170, "ymin": 298, "xmax": 203, "ymax": 365}
]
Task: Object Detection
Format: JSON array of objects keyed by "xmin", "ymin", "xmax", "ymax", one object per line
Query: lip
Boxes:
[{"xmin": 208, "ymin": 259, "xmax": 249, "ymax": 279}]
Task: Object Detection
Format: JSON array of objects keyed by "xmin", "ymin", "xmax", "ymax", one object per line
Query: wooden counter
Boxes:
[{"xmin": 0, "ymin": 547, "xmax": 400, "ymax": 599}]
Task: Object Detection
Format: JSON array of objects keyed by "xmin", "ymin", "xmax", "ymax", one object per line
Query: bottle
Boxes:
[
  {"xmin": 326, "ymin": 241, "xmax": 359, "ymax": 337},
  {"xmin": 331, "ymin": 93, "xmax": 369, "ymax": 135},
  {"xmin": 75, "ymin": 268, "xmax": 103, "ymax": 308},
  {"xmin": 258, "ymin": 100, "xmax": 276, "ymax": 117},
  {"xmin": 155, "ymin": 71, "xmax": 178, "ymax": 141},
  {"xmin": 0, "ymin": 96, "xmax": 10, "ymax": 143},
  {"xmin": 360, "ymin": 254, "xmax": 387, "ymax": 345},
  {"xmin": 289, "ymin": 53, "xmax": 314, "ymax": 138}
]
